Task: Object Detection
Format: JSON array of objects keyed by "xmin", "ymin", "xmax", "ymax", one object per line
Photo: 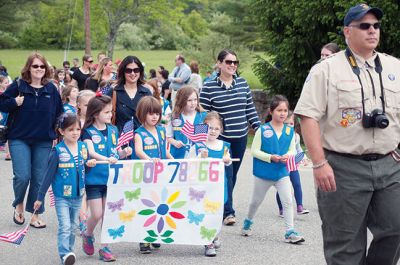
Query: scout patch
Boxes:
[
  {"xmin": 263, "ymin": 124, "xmax": 271, "ymax": 129},
  {"xmin": 63, "ymin": 185, "xmax": 72, "ymax": 196},
  {"xmin": 388, "ymin": 74, "xmax": 395, "ymax": 81},
  {"xmin": 92, "ymin": 135, "xmax": 102, "ymax": 144},
  {"xmin": 144, "ymin": 137, "xmax": 154, "ymax": 145},
  {"xmin": 172, "ymin": 118, "xmax": 182, "ymax": 127},
  {"xmin": 98, "ymin": 144, "xmax": 105, "ymax": 150},
  {"xmin": 340, "ymin": 108, "xmax": 361, "ymax": 127},
  {"xmin": 160, "ymin": 130, "xmax": 165, "ymax": 140},
  {"xmin": 59, "ymin": 147, "xmax": 67, "ymax": 153},
  {"xmin": 285, "ymin": 126, "xmax": 291, "ymax": 135},
  {"xmin": 263, "ymin": 129, "xmax": 274, "ymax": 138},
  {"xmin": 111, "ymin": 133, "xmax": 117, "ymax": 145},
  {"xmin": 81, "ymin": 147, "xmax": 88, "ymax": 160},
  {"xmin": 59, "ymin": 152, "xmax": 71, "ymax": 162}
]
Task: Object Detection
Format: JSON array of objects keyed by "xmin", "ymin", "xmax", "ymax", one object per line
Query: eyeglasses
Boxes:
[
  {"xmin": 124, "ymin": 67, "xmax": 140, "ymax": 74},
  {"xmin": 31, "ymin": 64, "xmax": 46, "ymax": 69},
  {"xmin": 208, "ymin": 126, "xmax": 221, "ymax": 131},
  {"xmin": 224, "ymin": 60, "xmax": 239, "ymax": 66},
  {"xmin": 349, "ymin": 22, "xmax": 381, "ymax": 30}
]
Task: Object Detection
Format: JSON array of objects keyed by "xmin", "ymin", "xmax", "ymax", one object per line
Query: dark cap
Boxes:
[{"xmin": 344, "ymin": 3, "xmax": 383, "ymax": 26}]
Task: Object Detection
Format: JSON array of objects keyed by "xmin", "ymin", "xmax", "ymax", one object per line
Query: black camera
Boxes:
[
  {"xmin": 0, "ymin": 125, "xmax": 7, "ymax": 144},
  {"xmin": 362, "ymin": 109, "xmax": 389, "ymax": 129}
]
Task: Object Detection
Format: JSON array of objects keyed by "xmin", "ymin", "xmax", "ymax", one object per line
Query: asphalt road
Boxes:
[{"xmin": 0, "ymin": 149, "xmax": 326, "ymax": 265}]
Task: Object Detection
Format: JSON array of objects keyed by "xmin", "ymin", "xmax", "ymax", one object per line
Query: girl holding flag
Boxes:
[
  {"xmin": 241, "ymin": 95, "xmax": 305, "ymax": 244},
  {"xmin": 167, "ymin": 86, "xmax": 206, "ymax": 158}
]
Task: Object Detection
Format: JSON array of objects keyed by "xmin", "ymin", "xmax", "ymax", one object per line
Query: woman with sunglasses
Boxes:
[
  {"xmin": 200, "ymin": 49, "xmax": 261, "ymax": 226},
  {"xmin": 85, "ymin": 57, "xmax": 116, "ymax": 94},
  {"xmin": 0, "ymin": 52, "xmax": 63, "ymax": 228},
  {"xmin": 72, "ymin": 54, "xmax": 93, "ymax": 91},
  {"xmin": 106, "ymin": 56, "xmax": 152, "ymax": 141}
]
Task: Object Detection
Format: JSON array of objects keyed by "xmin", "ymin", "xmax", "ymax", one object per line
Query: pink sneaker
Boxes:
[
  {"xmin": 99, "ymin": 247, "xmax": 116, "ymax": 262},
  {"xmin": 82, "ymin": 233, "xmax": 95, "ymax": 255}
]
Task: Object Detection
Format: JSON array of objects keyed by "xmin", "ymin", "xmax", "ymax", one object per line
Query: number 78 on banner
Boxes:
[{"xmin": 109, "ymin": 160, "xmax": 222, "ymax": 185}]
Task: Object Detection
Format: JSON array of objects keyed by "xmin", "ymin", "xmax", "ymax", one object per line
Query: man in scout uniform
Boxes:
[{"xmin": 295, "ymin": 4, "xmax": 400, "ymax": 265}]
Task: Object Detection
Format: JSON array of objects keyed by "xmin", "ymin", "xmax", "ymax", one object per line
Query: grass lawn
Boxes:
[{"xmin": 0, "ymin": 49, "xmax": 264, "ymax": 89}]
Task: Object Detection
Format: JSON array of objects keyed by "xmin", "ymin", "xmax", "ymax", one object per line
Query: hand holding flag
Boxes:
[
  {"xmin": 286, "ymin": 152, "xmax": 305, "ymax": 172},
  {"xmin": 117, "ymin": 120, "xmax": 134, "ymax": 150}
]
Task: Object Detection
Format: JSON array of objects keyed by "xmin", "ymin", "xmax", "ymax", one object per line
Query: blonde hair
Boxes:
[
  {"xmin": 77, "ymin": 90, "xmax": 95, "ymax": 116},
  {"xmin": 61, "ymin": 84, "xmax": 78, "ymax": 104},
  {"xmin": 172, "ymin": 86, "xmax": 203, "ymax": 118}
]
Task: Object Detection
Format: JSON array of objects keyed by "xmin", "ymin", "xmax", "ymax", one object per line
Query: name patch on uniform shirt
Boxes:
[
  {"xmin": 340, "ymin": 108, "xmax": 361, "ymax": 127},
  {"xmin": 144, "ymin": 137, "xmax": 154, "ymax": 145},
  {"xmin": 92, "ymin": 135, "xmax": 102, "ymax": 144},
  {"xmin": 144, "ymin": 144, "xmax": 157, "ymax": 150},
  {"xmin": 263, "ymin": 130, "xmax": 274, "ymax": 138}
]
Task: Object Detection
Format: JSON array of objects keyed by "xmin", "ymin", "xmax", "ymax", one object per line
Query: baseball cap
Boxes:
[{"xmin": 344, "ymin": 4, "xmax": 383, "ymax": 26}]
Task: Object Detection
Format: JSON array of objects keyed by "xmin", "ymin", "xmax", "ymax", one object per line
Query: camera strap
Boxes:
[{"xmin": 345, "ymin": 48, "xmax": 386, "ymax": 114}]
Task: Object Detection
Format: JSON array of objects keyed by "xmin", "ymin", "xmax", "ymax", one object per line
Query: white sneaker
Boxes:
[
  {"xmin": 213, "ymin": 237, "xmax": 221, "ymax": 249},
  {"xmin": 204, "ymin": 244, "xmax": 217, "ymax": 257},
  {"xmin": 62, "ymin": 252, "xmax": 76, "ymax": 265},
  {"xmin": 284, "ymin": 230, "xmax": 305, "ymax": 244}
]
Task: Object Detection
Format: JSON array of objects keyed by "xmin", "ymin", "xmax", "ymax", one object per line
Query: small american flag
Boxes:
[
  {"xmin": 181, "ymin": 122, "xmax": 208, "ymax": 143},
  {"xmin": 286, "ymin": 152, "xmax": 305, "ymax": 172},
  {"xmin": 48, "ymin": 188, "xmax": 55, "ymax": 207},
  {"xmin": 117, "ymin": 120, "xmax": 134, "ymax": 150},
  {"xmin": 0, "ymin": 225, "xmax": 29, "ymax": 245}
]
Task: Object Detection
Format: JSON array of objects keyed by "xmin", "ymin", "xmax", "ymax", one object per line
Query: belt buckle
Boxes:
[{"xmin": 362, "ymin": 154, "xmax": 378, "ymax": 161}]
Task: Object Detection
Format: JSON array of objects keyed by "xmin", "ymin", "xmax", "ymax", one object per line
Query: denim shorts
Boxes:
[{"xmin": 85, "ymin": 185, "xmax": 107, "ymax": 200}]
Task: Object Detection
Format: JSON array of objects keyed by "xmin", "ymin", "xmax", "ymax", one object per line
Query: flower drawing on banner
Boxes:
[{"xmin": 138, "ymin": 187, "xmax": 186, "ymax": 234}]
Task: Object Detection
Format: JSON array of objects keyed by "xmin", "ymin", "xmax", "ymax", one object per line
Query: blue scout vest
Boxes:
[
  {"xmin": 85, "ymin": 124, "xmax": 119, "ymax": 185},
  {"xmin": 170, "ymin": 111, "xmax": 207, "ymax": 159},
  {"xmin": 195, "ymin": 140, "xmax": 230, "ymax": 203},
  {"xmin": 63, "ymin": 103, "xmax": 77, "ymax": 114},
  {"xmin": 253, "ymin": 123, "xmax": 294, "ymax": 181},
  {"xmin": 52, "ymin": 141, "xmax": 88, "ymax": 198},
  {"xmin": 135, "ymin": 125, "xmax": 167, "ymax": 159},
  {"xmin": 160, "ymin": 98, "xmax": 170, "ymax": 116}
]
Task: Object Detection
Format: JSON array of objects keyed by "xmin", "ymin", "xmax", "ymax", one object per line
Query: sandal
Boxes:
[
  {"xmin": 30, "ymin": 220, "xmax": 46, "ymax": 229},
  {"xmin": 13, "ymin": 210, "xmax": 25, "ymax": 225}
]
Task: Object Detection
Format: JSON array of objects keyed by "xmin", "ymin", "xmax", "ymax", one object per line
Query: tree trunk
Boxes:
[
  {"xmin": 106, "ymin": 25, "xmax": 119, "ymax": 60},
  {"xmin": 84, "ymin": 0, "xmax": 91, "ymax": 55}
]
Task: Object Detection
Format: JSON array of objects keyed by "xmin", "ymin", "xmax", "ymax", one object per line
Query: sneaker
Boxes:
[
  {"xmin": 212, "ymin": 237, "xmax": 221, "ymax": 249},
  {"xmin": 79, "ymin": 219, "xmax": 87, "ymax": 236},
  {"xmin": 99, "ymin": 247, "xmax": 116, "ymax": 262},
  {"xmin": 241, "ymin": 218, "xmax": 253, "ymax": 236},
  {"xmin": 204, "ymin": 243, "xmax": 217, "ymax": 257},
  {"xmin": 284, "ymin": 229, "xmax": 305, "ymax": 244},
  {"xmin": 62, "ymin": 252, "xmax": 76, "ymax": 265},
  {"xmin": 151, "ymin": 243, "xmax": 161, "ymax": 249},
  {"xmin": 279, "ymin": 209, "xmax": 284, "ymax": 218},
  {"xmin": 82, "ymin": 233, "xmax": 95, "ymax": 255},
  {"xmin": 139, "ymin": 243, "xmax": 151, "ymax": 254},
  {"xmin": 223, "ymin": 215, "xmax": 236, "ymax": 226},
  {"xmin": 297, "ymin": 205, "xmax": 310, "ymax": 215}
]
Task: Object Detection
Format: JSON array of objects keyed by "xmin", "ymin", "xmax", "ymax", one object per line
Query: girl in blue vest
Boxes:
[
  {"xmin": 80, "ymin": 95, "xmax": 132, "ymax": 262},
  {"xmin": 189, "ymin": 111, "xmax": 232, "ymax": 257},
  {"xmin": 241, "ymin": 95, "xmax": 305, "ymax": 244},
  {"xmin": 134, "ymin": 96, "xmax": 173, "ymax": 254},
  {"xmin": 167, "ymin": 86, "xmax": 207, "ymax": 158},
  {"xmin": 62, "ymin": 84, "xmax": 79, "ymax": 113},
  {"xmin": 34, "ymin": 113, "xmax": 97, "ymax": 265}
]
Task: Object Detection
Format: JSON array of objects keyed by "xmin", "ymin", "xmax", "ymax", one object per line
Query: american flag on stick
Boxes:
[
  {"xmin": 117, "ymin": 120, "xmax": 134, "ymax": 150},
  {"xmin": 286, "ymin": 152, "xmax": 305, "ymax": 172},
  {"xmin": 0, "ymin": 224, "xmax": 29, "ymax": 245},
  {"xmin": 181, "ymin": 122, "xmax": 208, "ymax": 143}
]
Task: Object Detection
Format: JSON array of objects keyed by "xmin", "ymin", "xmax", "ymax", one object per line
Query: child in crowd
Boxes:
[
  {"xmin": 275, "ymin": 111, "xmax": 309, "ymax": 217},
  {"xmin": 75, "ymin": 89, "xmax": 96, "ymax": 234},
  {"xmin": 167, "ymin": 86, "xmax": 206, "ymax": 158},
  {"xmin": 241, "ymin": 95, "xmax": 305, "ymax": 244},
  {"xmin": 0, "ymin": 76, "xmax": 11, "ymax": 160},
  {"xmin": 62, "ymin": 85, "xmax": 79, "ymax": 113},
  {"xmin": 134, "ymin": 96, "xmax": 173, "ymax": 254},
  {"xmin": 34, "ymin": 113, "xmax": 97, "ymax": 265},
  {"xmin": 81, "ymin": 95, "xmax": 132, "ymax": 262},
  {"xmin": 54, "ymin": 69, "xmax": 66, "ymax": 93},
  {"xmin": 189, "ymin": 111, "xmax": 232, "ymax": 257},
  {"xmin": 146, "ymin": 79, "xmax": 171, "ymax": 127}
]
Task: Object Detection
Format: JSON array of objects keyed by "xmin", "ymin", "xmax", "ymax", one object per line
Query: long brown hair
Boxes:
[
  {"xmin": 20, "ymin": 52, "xmax": 52, "ymax": 85},
  {"xmin": 146, "ymin": 79, "xmax": 161, "ymax": 100},
  {"xmin": 172, "ymin": 86, "xmax": 204, "ymax": 118},
  {"xmin": 83, "ymin": 95, "xmax": 112, "ymax": 129}
]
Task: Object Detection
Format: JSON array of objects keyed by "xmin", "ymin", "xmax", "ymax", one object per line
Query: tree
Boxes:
[{"xmin": 251, "ymin": 0, "xmax": 400, "ymax": 106}]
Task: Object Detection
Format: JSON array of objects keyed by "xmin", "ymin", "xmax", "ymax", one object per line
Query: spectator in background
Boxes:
[
  {"xmin": 72, "ymin": 54, "xmax": 92, "ymax": 91},
  {"xmin": 159, "ymin": 69, "xmax": 171, "ymax": 102},
  {"xmin": 320, "ymin": 42, "xmax": 340, "ymax": 60},
  {"xmin": 188, "ymin": 61, "xmax": 202, "ymax": 93},
  {"xmin": 92, "ymin": 52, "xmax": 106, "ymax": 71},
  {"xmin": 63, "ymin": 61, "xmax": 71, "ymax": 74},
  {"xmin": 70, "ymin": 58, "xmax": 79, "ymax": 73},
  {"xmin": 85, "ymin": 57, "xmax": 116, "ymax": 94},
  {"xmin": 54, "ymin": 69, "xmax": 66, "ymax": 93},
  {"xmin": 149, "ymin": 69, "xmax": 157, "ymax": 79},
  {"xmin": 168, "ymin": 54, "xmax": 191, "ymax": 106}
]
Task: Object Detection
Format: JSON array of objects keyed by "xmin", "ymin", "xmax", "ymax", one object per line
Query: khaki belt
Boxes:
[{"xmin": 324, "ymin": 149, "xmax": 390, "ymax": 161}]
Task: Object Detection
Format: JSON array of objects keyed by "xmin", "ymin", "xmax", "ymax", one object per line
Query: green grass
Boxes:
[{"xmin": 0, "ymin": 49, "xmax": 263, "ymax": 89}]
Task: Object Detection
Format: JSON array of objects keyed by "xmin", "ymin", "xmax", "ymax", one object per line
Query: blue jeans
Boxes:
[
  {"xmin": 55, "ymin": 196, "xmax": 82, "ymax": 260},
  {"xmin": 220, "ymin": 135, "xmax": 248, "ymax": 217},
  {"xmin": 9, "ymin": 139, "xmax": 53, "ymax": 213},
  {"xmin": 276, "ymin": 170, "xmax": 303, "ymax": 210}
]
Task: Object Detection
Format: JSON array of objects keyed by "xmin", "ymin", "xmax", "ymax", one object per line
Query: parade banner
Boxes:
[{"xmin": 101, "ymin": 158, "xmax": 224, "ymax": 245}]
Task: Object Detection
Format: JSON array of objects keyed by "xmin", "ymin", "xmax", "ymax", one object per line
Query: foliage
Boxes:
[{"xmin": 251, "ymin": 0, "xmax": 400, "ymax": 106}]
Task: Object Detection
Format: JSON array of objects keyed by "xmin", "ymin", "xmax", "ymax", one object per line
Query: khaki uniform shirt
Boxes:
[{"xmin": 294, "ymin": 49, "xmax": 400, "ymax": 155}]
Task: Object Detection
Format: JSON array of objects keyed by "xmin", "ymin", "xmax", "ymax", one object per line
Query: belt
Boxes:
[{"xmin": 324, "ymin": 149, "xmax": 390, "ymax": 161}]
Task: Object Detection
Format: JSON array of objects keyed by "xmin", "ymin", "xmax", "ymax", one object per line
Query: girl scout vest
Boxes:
[
  {"xmin": 85, "ymin": 124, "xmax": 119, "ymax": 185},
  {"xmin": 195, "ymin": 140, "xmax": 230, "ymax": 203},
  {"xmin": 135, "ymin": 125, "xmax": 167, "ymax": 159},
  {"xmin": 52, "ymin": 141, "xmax": 88, "ymax": 198},
  {"xmin": 63, "ymin": 103, "xmax": 76, "ymax": 114},
  {"xmin": 253, "ymin": 123, "xmax": 294, "ymax": 181},
  {"xmin": 170, "ymin": 112, "xmax": 207, "ymax": 159},
  {"xmin": 160, "ymin": 98, "xmax": 170, "ymax": 116}
]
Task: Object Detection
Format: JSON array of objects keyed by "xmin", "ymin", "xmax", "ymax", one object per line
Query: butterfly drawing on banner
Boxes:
[
  {"xmin": 203, "ymin": 198, "xmax": 221, "ymax": 213},
  {"xmin": 119, "ymin": 210, "xmax": 136, "ymax": 222},
  {"xmin": 125, "ymin": 188, "xmax": 141, "ymax": 202},
  {"xmin": 188, "ymin": 187, "xmax": 206, "ymax": 202},
  {"xmin": 108, "ymin": 225, "xmax": 125, "ymax": 240},
  {"xmin": 187, "ymin": 210, "xmax": 205, "ymax": 225},
  {"xmin": 107, "ymin": 198, "xmax": 124, "ymax": 212},
  {"xmin": 200, "ymin": 226, "xmax": 217, "ymax": 241}
]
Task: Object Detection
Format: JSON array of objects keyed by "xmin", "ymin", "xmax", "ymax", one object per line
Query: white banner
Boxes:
[{"xmin": 101, "ymin": 158, "xmax": 224, "ymax": 245}]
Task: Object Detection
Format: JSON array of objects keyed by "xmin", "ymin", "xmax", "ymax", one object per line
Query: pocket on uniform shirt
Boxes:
[
  {"xmin": 384, "ymin": 85, "xmax": 400, "ymax": 110},
  {"xmin": 336, "ymin": 83, "xmax": 363, "ymax": 109}
]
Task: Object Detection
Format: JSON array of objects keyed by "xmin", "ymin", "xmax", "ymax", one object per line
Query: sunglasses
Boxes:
[
  {"xmin": 224, "ymin": 60, "xmax": 239, "ymax": 66},
  {"xmin": 86, "ymin": 60, "xmax": 93, "ymax": 63},
  {"xmin": 31, "ymin": 64, "xmax": 46, "ymax": 69},
  {"xmin": 349, "ymin": 22, "xmax": 381, "ymax": 30},
  {"xmin": 124, "ymin": 67, "xmax": 141, "ymax": 74}
]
